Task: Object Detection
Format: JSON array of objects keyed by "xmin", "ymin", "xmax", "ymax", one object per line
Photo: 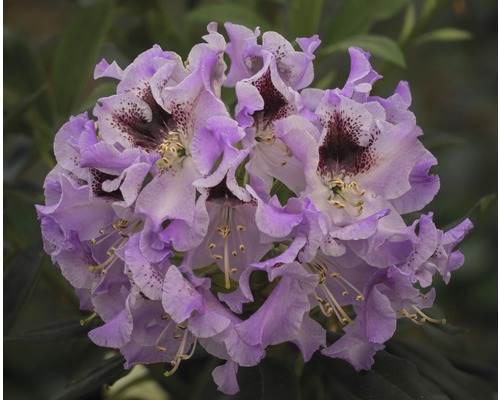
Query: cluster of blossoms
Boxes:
[{"xmin": 37, "ymin": 22, "xmax": 472, "ymax": 394}]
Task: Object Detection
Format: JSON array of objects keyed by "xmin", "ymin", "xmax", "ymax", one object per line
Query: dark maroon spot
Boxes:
[
  {"xmin": 90, "ymin": 169, "xmax": 124, "ymax": 201},
  {"xmin": 253, "ymin": 70, "xmax": 288, "ymax": 129},
  {"xmin": 271, "ymin": 262, "xmax": 284, "ymax": 269},
  {"xmin": 111, "ymin": 86, "xmax": 174, "ymax": 150},
  {"xmin": 207, "ymin": 177, "xmax": 239, "ymax": 203},
  {"xmin": 318, "ymin": 110, "xmax": 376, "ymax": 176}
]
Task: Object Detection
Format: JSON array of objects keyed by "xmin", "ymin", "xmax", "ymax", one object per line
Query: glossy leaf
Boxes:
[
  {"xmin": 236, "ymin": 358, "xmax": 300, "ymax": 400},
  {"xmin": 52, "ymin": 0, "xmax": 114, "ymax": 119},
  {"xmin": 4, "ymin": 250, "xmax": 45, "ymax": 334},
  {"xmin": 387, "ymin": 341, "xmax": 495, "ymax": 400},
  {"xmin": 417, "ymin": 28, "xmax": 473, "ymax": 45},
  {"xmin": 322, "ymin": 34, "xmax": 406, "ymax": 68},
  {"xmin": 323, "ymin": 0, "xmax": 409, "ymax": 44},
  {"xmin": 51, "ymin": 355, "xmax": 127, "ymax": 400},
  {"xmin": 289, "ymin": 0, "xmax": 324, "ymax": 38},
  {"xmin": 185, "ymin": 2, "xmax": 271, "ymax": 32},
  {"xmin": 319, "ymin": 350, "xmax": 432, "ymax": 400}
]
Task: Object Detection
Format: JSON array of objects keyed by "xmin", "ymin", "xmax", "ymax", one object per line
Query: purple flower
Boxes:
[
  {"xmin": 224, "ymin": 22, "xmax": 320, "ymax": 90},
  {"xmin": 185, "ymin": 178, "xmax": 271, "ymax": 305},
  {"xmin": 36, "ymin": 21, "xmax": 473, "ymax": 395},
  {"xmin": 224, "ymin": 23, "xmax": 320, "ymax": 195},
  {"xmin": 235, "ymin": 260, "xmax": 325, "ymax": 363}
]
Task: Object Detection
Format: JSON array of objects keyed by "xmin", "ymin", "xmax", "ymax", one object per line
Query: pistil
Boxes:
[{"xmin": 164, "ymin": 329, "xmax": 196, "ymax": 377}]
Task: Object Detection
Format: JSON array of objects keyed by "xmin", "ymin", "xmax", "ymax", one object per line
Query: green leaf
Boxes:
[
  {"xmin": 236, "ymin": 358, "xmax": 300, "ymax": 400},
  {"xmin": 398, "ymin": 3, "xmax": 416, "ymax": 45},
  {"xmin": 322, "ymin": 35, "xmax": 406, "ymax": 68},
  {"xmin": 3, "ymin": 250, "xmax": 45, "ymax": 334},
  {"xmin": 289, "ymin": 0, "xmax": 324, "ymax": 38},
  {"xmin": 52, "ymin": 0, "xmax": 114, "ymax": 119},
  {"xmin": 416, "ymin": 28, "xmax": 472, "ymax": 45},
  {"xmin": 270, "ymin": 180, "xmax": 297, "ymax": 206},
  {"xmin": 470, "ymin": 193, "xmax": 496, "ymax": 216},
  {"xmin": 444, "ymin": 193, "xmax": 496, "ymax": 229},
  {"xmin": 3, "ymin": 137, "xmax": 37, "ymax": 183},
  {"xmin": 421, "ymin": 0, "xmax": 438, "ymax": 22},
  {"xmin": 4, "ymin": 30, "xmax": 52, "ymax": 116},
  {"xmin": 317, "ymin": 348, "xmax": 433, "ymax": 399},
  {"xmin": 6, "ymin": 318, "xmax": 100, "ymax": 343},
  {"xmin": 387, "ymin": 341, "xmax": 495, "ymax": 400},
  {"xmin": 185, "ymin": 2, "xmax": 271, "ymax": 32},
  {"xmin": 323, "ymin": 0, "xmax": 409, "ymax": 44},
  {"xmin": 51, "ymin": 355, "xmax": 128, "ymax": 400}
]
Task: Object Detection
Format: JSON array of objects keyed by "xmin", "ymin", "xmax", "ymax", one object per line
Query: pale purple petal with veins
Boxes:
[
  {"xmin": 212, "ymin": 360, "xmax": 240, "ymax": 395},
  {"xmin": 236, "ymin": 262, "xmax": 318, "ymax": 347}
]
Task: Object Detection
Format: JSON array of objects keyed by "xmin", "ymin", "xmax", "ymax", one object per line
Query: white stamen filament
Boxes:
[
  {"xmin": 165, "ymin": 329, "xmax": 192, "ymax": 377},
  {"xmin": 223, "ymin": 234, "xmax": 231, "ymax": 289},
  {"xmin": 320, "ymin": 283, "xmax": 353, "ymax": 325},
  {"xmin": 155, "ymin": 320, "xmax": 173, "ymax": 352},
  {"xmin": 411, "ymin": 305, "xmax": 446, "ymax": 324}
]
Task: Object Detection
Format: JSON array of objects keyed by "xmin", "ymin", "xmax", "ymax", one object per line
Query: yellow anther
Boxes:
[
  {"xmin": 217, "ymin": 226, "xmax": 231, "ymax": 238},
  {"xmin": 328, "ymin": 200, "xmax": 346, "ymax": 209},
  {"xmin": 156, "ymin": 344, "xmax": 166, "ymax": 352}
]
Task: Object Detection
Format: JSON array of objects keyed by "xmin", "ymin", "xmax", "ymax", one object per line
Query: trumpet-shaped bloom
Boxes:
[{"xmin": 36, "ymin": 22, "xmax": 472, "ymax": 396}]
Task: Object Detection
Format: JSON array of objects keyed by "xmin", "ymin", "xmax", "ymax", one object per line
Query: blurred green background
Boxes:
[{"xmin": 4, "ymin": 0, "xmax": 497, "ymax": 399}]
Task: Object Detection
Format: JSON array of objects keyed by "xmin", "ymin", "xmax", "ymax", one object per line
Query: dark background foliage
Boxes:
[{"xmin": 4, "ymin": 0, "xmax": 497, "ymax": 399}]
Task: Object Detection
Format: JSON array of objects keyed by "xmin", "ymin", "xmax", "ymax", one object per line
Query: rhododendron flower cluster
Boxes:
[{"xmin": 36, "ymin": 22, "xmax": 472, "ymax": 394}]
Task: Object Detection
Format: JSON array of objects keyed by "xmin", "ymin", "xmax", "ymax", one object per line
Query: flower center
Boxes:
[
  {"xmin": 254, "ymin": 129, "xmax": 293, "ymax": 167},
  {"xmin": 205, "ymin": 206, "xmax": 247, "ymax": 289},
  {"xmin": 255, "ymin": 128, "xmax": 276, "ymax": 144},
  {"xmin": 156, "ymin": 131, "xmax": 189, "ymax": 168},
  {"xmin": 327, "ymin": 178, "xmax": 365, "ymax": 216}
]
